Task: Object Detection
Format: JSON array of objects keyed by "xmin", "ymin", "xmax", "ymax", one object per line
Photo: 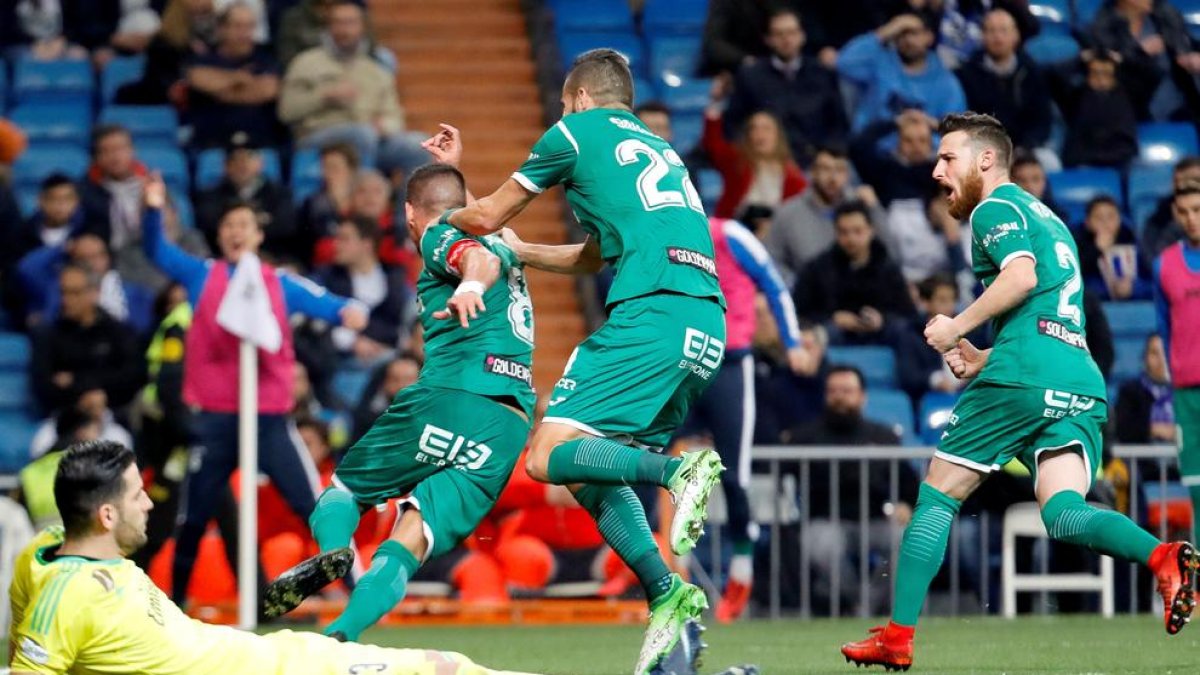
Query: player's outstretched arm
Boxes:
[
  {"xmin": 925, "ymin": 256, "xmax": 1036, "ymax": 352},
  {"xmin": 448, "ymin": 179, "xmax": 537, "ymax": 236},
  {"xmin": 434, "ymin": 246, "xmax": 502, "ymax": 328},
  {"xmin": 500, "ymin": 229, "xmax": 603, "ymax": 275}
]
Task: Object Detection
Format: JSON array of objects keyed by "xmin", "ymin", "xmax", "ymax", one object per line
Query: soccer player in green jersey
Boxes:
[
  {"xmin": 428, "ymin": 49, "xmax": 727, "ymax": 674},
  {"xmin": 260, "ymin": 163, "xmax": 538, "ymax": 641},
  {"xmin": 842, "ymin": 112, "xmax": 1199, "ymax": 671}
]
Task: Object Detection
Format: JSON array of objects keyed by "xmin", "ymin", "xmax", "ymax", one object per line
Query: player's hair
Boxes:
[
  {"xmin": 566, "ymin": 48, "xmax": 634, "ymax": 109},
  {"xmin": 90, "ymin": 124, "xmax": 131, "ymax": 157},
  {"xmin": 54, "ymin": 440, "xmax": 137, "ymax": 538},
  {"xmin": 937, "ymin": 112, "xmax": 1013, "ymax": 170},
  {"xmin": 634, "ymin": 101, "xmax": 670, "ymax": 118},
  {"xmin": 918, "ymin": 273, "xmax": 958, "ymax": 301},
  {"xmin": 1174, "ymin": 155, "xmax": 1200, "ymax": 175},
  {"xmin": 406, "ymin": 163, "xmax": 467, "ymax": 215},
  {"xmin": 60, "ymin": 261, "xmax": 101, "ymax": 290},
  {"xmin": 833, "ymin": 200, "xmax": 872, "ymax": 226},
  {"xmin": 826, "ymin": 365, "xmax": 866, "ymax": 390},
  {"xmin": 1174, "ymin": 179, "xmax": 1200, "ymax": 201},
  {"xmin": 320, "ymin": 142, "xmax": 360, "ymax": 170},
  {"xmin": 1085, "ymin": 194, "xmax": 1120, "ymax": 218},
  {"xmin": 340, "ymin": 215, "xmax": 381, "ymax": 245},
  {"xmin": 1010, "ymin": 149, "xmax": 1042, "ymax": 172},
  {"xmin": 40, "ymin": 172, "xmax": 76, "ymax": 194}
]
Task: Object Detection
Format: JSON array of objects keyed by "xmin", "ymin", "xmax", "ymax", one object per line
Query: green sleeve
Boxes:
[
  {"xmin": 972, "ymin": 199, "xmax": 1035, "ymax": 269},
  {"xmin": 512, "ymin": 120, "xmax": 579, "ymax": 193},
  {"xmin": 423, "ymin": 222, "xmax": 483, "ymax": 283}
]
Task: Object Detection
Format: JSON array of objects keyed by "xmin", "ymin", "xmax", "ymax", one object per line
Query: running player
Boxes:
[
  {"xmin": 430, "ymin": 48, "xmax": 727, "ymax": 674},
  {"xmin": 7, "ymin": 440, "xmax": 538, "ymax": 675},
  {"xmin": 841, "ymin": 112, "xmax": 1198, "ymax": 671},
  {"xmin": 261, "ymin": 163, "xmax": 536, "ymax": 641}
]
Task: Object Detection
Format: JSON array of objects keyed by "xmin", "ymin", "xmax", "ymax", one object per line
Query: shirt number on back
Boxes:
[
  {"xmin": 1054, "ymin": 241, "xmax": 1082, "ymax": 325},
  {"xmin": 614, "ymin": 139, "xmax": 704, "ymax": 214}
]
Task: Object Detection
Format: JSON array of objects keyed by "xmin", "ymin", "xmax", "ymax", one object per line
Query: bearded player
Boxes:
[{"xmin": 841, "ymin": 112, "xmax": 1199, "ymax": 671}]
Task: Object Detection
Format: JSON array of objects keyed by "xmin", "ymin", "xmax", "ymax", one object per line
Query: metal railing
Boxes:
[{"xmin": 697, "ymin": 444, "xmax": 1180, "ymax": 619}]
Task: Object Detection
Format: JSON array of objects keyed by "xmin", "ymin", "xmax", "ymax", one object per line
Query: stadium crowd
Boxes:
[{"xmin": 0, "ymin": 0, "xmax": 1198, "ymax": 622}]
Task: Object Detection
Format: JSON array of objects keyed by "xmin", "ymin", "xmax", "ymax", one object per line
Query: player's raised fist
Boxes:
[
  {"xmin": 944, "ymin": 338, "xmax": 985, "ymax": 379},
  {"xmin": 143, "ymin": 172, "xmax": 167, "ymax": 208},
  {"xmin": 924, "ymin": 314, "xmax": 961, "ymax": 353},
  {"xmin": 422, "ymin": 123, "xmax": 463, "ymax": 167}
]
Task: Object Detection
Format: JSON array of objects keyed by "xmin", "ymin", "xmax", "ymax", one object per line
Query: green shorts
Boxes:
[
  {"xmin": 936, "ymin": 381, "xmax": 1107, "ymax": 486},
  {"xmin": 544, "ymin": 293, "xmax": 726, "ymax": 448},
  {"xmin": 1176, "ymin": 387, "xmax": 1200, "ymax": 483},
  {"xmin": 333, "ymin": 383, "xmax": 530, "ymax": 559}
]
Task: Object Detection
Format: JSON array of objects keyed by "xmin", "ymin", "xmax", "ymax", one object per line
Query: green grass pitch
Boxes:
[{"xmin": 348, "ymin": 616, "xmax": 1200, "ymax": 674}]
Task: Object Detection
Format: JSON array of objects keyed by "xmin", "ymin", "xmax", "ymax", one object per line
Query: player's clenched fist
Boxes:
[
  {"xmin": 943, "ymin": 339, "xmax": 986, "ymax": 380},
  {"xmin": 924, "ymin": 313, "xmax": 961, "ymax": 353}
]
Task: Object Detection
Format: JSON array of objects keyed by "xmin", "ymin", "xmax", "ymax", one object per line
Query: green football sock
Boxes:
[
  {"xmin": 325, "ymin": 540, "xmax": 419, "ymax": 641},
  {"xmin": 892, "ymin": 483, "xmax": 961, "ymax": 626},
  {"xmin": 575, "ymin": 484, "xmax": 675, "ymax": 603},
  {"xmin": 1041, "ymin": 490, "xmax": 1159, "ymax": 564},
  {"xmin": 310, "ymin": 486, "xmax": 361, "ymax": 552},
  {"xmin": 1189, "ymin": 486, "xmax": 1200, "ymax": 545},
  {"xmin": 547, "ymin": 437, "xmax": 682, "ymax": 487}
]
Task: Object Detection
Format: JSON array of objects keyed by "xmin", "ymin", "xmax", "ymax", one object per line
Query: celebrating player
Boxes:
[
  {"xmin": 841, "ymin": 112, "xmax": 1199, "ymax": 670},
  {"xmin": 7, "ymin": 440, "xmax": 540, "ymax": 675},
  {"xmin": 428, "ymin": 48, "xmax": 727, "ymax": 674},
  {"xmin": 260, "ymin": 163, "xmax": 538, "ymax": 642}
]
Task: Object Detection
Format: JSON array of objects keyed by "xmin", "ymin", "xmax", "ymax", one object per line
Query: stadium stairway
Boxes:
[{"xmin": 372, "ymin": 0, "xmax": 586, "ymax": 393}]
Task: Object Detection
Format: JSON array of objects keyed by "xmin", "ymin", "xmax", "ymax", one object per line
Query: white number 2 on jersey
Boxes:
[
  {"xmin": 1054, "ymin": 241, "xmax": 1082, "ymax": 325},
  {"xmin": 614, "ymin": 139, "xmax": 704, "ymax": 214}
]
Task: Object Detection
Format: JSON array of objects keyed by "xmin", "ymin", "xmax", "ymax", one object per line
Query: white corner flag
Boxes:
[{"xmin": 216, "ymin": 252, "xmax": 282, "ymax": 353}]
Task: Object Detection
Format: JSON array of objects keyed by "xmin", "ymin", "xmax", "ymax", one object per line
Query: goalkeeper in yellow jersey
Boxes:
[{"xmin": 7, "ymin": 440, "xmax": 541, "ymax": 675}]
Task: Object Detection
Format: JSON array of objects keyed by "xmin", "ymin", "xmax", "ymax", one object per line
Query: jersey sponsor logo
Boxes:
[
  {"xmin": 20, "ymin": 636, "xmax": 49, "ymax": 665},
  {"xmin": 417, "ymin": 424, "xmax": 493, "ymax": 471},
  {"xmin": 484, "ymin": 354, "xmax": 533, "ymax": 387},
  {"xmin": 981, "ymin": 222, "xmax": 1021, "ymax": 248},
  {"xmin": 680, "ymin": 328, "xmax": 725, "ymax": 380},
  {"xmin": 1037, "ymin": 317, "xmax": 1089, "ymax": 350},
  {"xmin": 608, "ymin": 116, "xmax": 655, "ymax": 137},
  {"xmin": 667, "ymin": 248, "xmax": 717, "ymax": 277},
  {"xmin": 1042, "ymin": 389, "xmax": 1097, "ymax": 419},
  {"xmin": 91, "ymin": 569, "xmax": 114, "ymax": 592}
]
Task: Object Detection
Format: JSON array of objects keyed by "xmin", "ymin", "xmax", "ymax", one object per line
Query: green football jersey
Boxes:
[
  {"xmin": 415, "ymin": 219, "xmax": 536, "ymax": 416},
  {"xmin": 969, "ymin": 183, "xmax": 1106, "ymax": 399},
  {"xmin": 513, "ymin": 107, "xmax": 725, "ymax": 310}
]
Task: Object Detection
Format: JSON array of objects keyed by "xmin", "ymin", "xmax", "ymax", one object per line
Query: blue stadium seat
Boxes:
[
  {"xmin": 101, "ymin": 55, "xmax": 145, "ymax": 103},
  {"xmin": 649, "ymin": 36, "xmax": 703, "ymax": 86},
  {"xmin": 631, "ymin": 77, "xmax": 659, "ymax": 105},
  {"xmin": 332, "ymin": 367, "xmax": 372, "ymax": 408},
  {"xmin": 169, "ymin": 189, "xmax": 195, "ymax": 229},
  {"xmin": 13, "ymin": 58, "xmax": 93, "ymax": 104},
  {"xmin": 11, "ymin": 145, "xmax": 90, "ymax": 189},
  {"xmin": 918, "ymin": 392, "xmax": 959, "ymax": 445},
  {"xmin": 1179, "ymin": 0, "xmax": 1200, "ymax": 39},
  {"xmin": 291, "ymin": 147, "xmax": 323, "ymax": 201},
  {"xmin": 0, "ymin": 372, "xmax": 33, "ymax": 412},
  {"xmin": 136, "ymin": 146, "xmax": 189, "ymax": 192},
  {"xmin": 1030, "ymin": 0, "xmax": 1071, "ymax": 34},
  {"xmin": 661, "ymin": 78, "xmax": 710, "ymax": 114},
  {"xmin": 1046, "ymin": 167, "xmax": 1123, "ymax": 225},
  {"xmin": 0, "ymin": 332, "xmax": 31, "ymax": 371},
  {"xmin": 98, "ymin": 105, "xmax": 180, "ymax": 145},
  {"xmin": 1103, "ymin": 301, "xmax": 1157, "ymax": 339},
  {"xmin": 194, "ymin": 147, "xmax": 283, "ymax": 190},
  {"xmin": 1137, "ymin": 123, "xmax": 1200, "ymax": 166},
  {"xmin": 1024, "ymin": 33, "xmax": 1080, "ymax": 65},
  {"xmin": 696, "ymin": 168, "xmax": 722, "ymax": 209},
  {"xmin": 826, "ymin": 346, "xmax": 897, "ymax": 388},
  {"xmin": 671, "ymin": 112, "xmax": 703, "ymax": 153},
  {"xmin": 15, "ymin": 188, "xmax": 39, "ymax": 218},
  {"xmin": 1073, "ymin": 0, "xmax": 1104, "ymax": 26},
  {"xmin": 642, "ymin": 0, "xmax": 709, "ymax": 35},
  {"xmin": 552, "ymin": 0, "xmax": 633, "ymax": 32},
  {"xmin": 1127, "ymin": 163, "xmax": 1174, "ymax": 235},
  {"xmin": 1113, "ymin": 336, "xmax": 1145, "ymax": 381},
  {"xmin": 557, "ymin": 32, "xmax": 645, "ymax": 76},
  {"xmin": 0, "ymin": 412, "xmax": 38, "ymax": 472},
  {"xmin": 0, "ymin": 67, "xmax": 7, "ymax": 114},
  {"xmin": 9, "ymin": 104, "xmax": 92, "ymax": 147},
  {"xmin": 864, "ymin": 388, "xmax": 916, "ymax": 445}
]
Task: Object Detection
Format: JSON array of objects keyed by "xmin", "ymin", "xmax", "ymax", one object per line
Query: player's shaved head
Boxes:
[
  {"xmin": 565, "ymin": 48, "xmax": 634, "ymax": 110},
  {"xmin": 938, "ymin": 111, "xmax": 1013, "ymax": 170},
  {"xmin": 407, "ymin": 163, "xmax": 467, "ymax": 214},
  {"xmin": 55, "ymin": 440, "xmax": 138, "ymax": 538}
]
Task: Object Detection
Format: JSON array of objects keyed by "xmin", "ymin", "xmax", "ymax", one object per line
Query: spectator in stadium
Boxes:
[
  {"xmin": 1115, "ymin": 334, "xmax": 1176, "ymax": 444},
  {"xmin": 849, "ymin": 109, "xmax": 939, "ymax": 208},
  {"xmin": 79, "ymin": 125, "xmax": 147, "ymax": 254},
  {"xmin": 114, "ymin": 0, "xmax": 218, "ymax": 106},
  {"xmin": 352, "ymin": 352, "xmax": 420, "ymax": 443},
  {"xmin": 310, "ymin": 216, "xmax": 411, "ymax": 365},
  {"xmin": 698, "ymin": 0, "xmax": 778, "ymax": 76},
  {"xmin": 1088, "ymin": 0, "xmax": 1200, "ymax": 122},
  {"xmin": 1075, "ymin": 195, "xmax": 1153, "ymax": 301},
  {"xmin": 1144, "ymin": 156, "xmax": 1200, "ymax": 258},
  {"xmin": 184, "ymin": 3, "xmax": 282, "ymax": 149},
  {"xmin": 793, "ymin": 201, "xmax": 917, "ymax": 346},
  {"xmin": 723, "ymin": 8, "xmax": 848, "ymax": 166},
  {"xmin": 703, "ymin": 92, "xmax": 807, "ymax": 220},
  {"xmin": 897, "ymin": 274, "xmax": 973, "ymax": 403},
  {"xmin": 350, "ymin": 169, "xmax": 416, "ymax": 276},
  {"xmin": 954, "ymin": 8, "xmax": 1053, "ymax": 155},
  {"xmin": 2, "ymin": 0, "xmax": 159, "ymax": 64},
  {"xmin": 782, "ymin": 365, "xmax": 919, "ymax": 615},
  {"xmin": 277, "ymin": 0, "xmax": 395, "ymax": 71},
  {"xmin": 298, "ymin": 143, "xmax": 359, "ymax": 266},
  {"xmin": 5, "ymin": 175, "xmax": 82, "ymax": 276},
  {"xmin": 278, "ymin": 0, "xmax": 429, "ymax": 179},
  {"xmin": 1057, "ymin": 50, "xmax": 1139, "ymax": 170},
  {"xmin": 195, "ymin": 132, "xmax": 299, "ymax": 264},
  {"xmin": 837, "ymin": 12, "xmax": 966, "ymax": 134},
  {"xmin": 29, "ymin": 384, "xmax": 133, "ymax": 463},
  {"xmin": 139, "ymin": 173, "xmax": 367, "ymax": 604},
  {"xmin": 767, "ymin": 145, "xmax": 888, "ymax": 286},
  {"xmin": 0, "ymin": 1, "xmax": 86, "ymax": 60},
  {"xmin": 910, "ymin": 0, "xmax": 1040, "ymax": 70},
  {"xmin": 1011, "ymin": 150, "xmax": 1069, "ymax": 222},
  {"xmin": 1155, "ymin": 180, "xmax": 1200, "ymax": 542},
  {"xmin": 30, "ymin": 264, "xmax": 145, "ymax": 415},
  {"xmin": 16, "ymin": 406, "xmax": 100, "ymax": 531}
]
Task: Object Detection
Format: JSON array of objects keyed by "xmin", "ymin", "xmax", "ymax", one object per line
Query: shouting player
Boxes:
[
  {"xmin": 841, "ymin": 112, "xmax": 1199, "ymax": 670},
  {"xmin": 262, "ymin": 163, "xmax": 536, "ymax": 640},
  {"xmin": 7, "ymin": 441, "xmax": 539, "ymax": 675},
  {"xmin": 430, "ymin": 48, "xmax": 727, "ymax": 674}
]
